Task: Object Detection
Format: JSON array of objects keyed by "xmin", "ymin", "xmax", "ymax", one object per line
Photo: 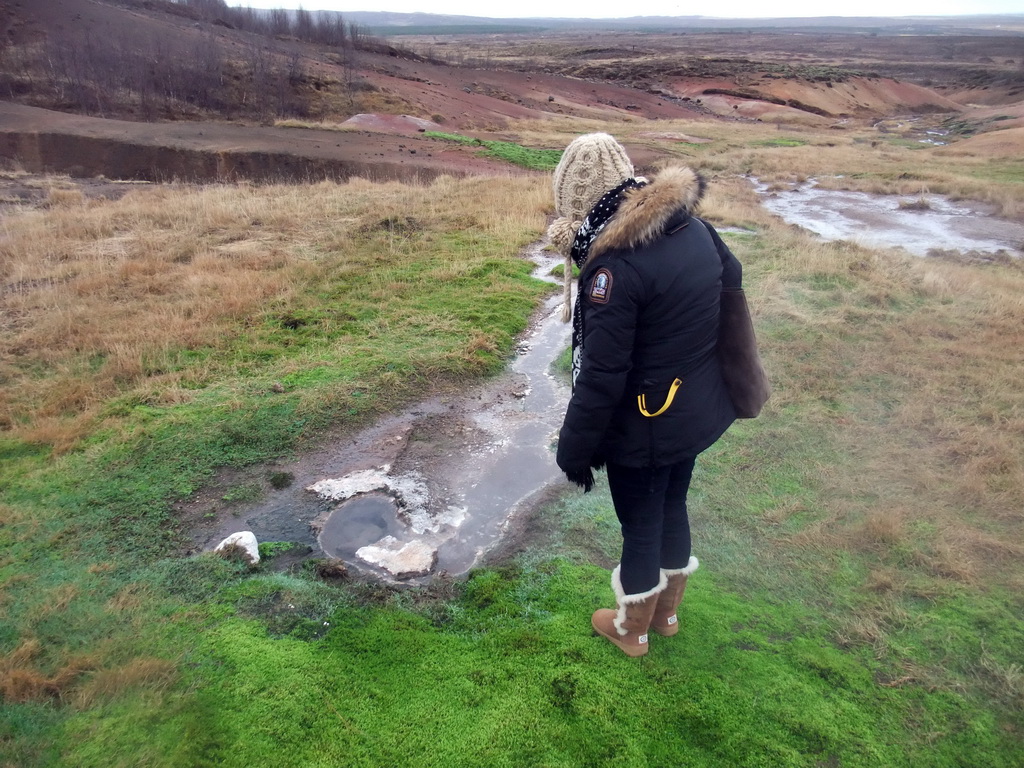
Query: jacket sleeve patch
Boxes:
[{"xmin": 589, "ymin": 268, "xmax": 613, "ymax": 304}]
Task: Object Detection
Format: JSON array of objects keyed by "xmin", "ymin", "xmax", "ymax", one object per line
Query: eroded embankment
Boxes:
[
  {"xmin": 0, "ymin": 131, "xmax": 420, "ymax": 183},
  {"xmin": 4, "ymin": 131, "xmax": 427, "ymax": 183},
  {"xmin": 0, "ymin": 102, "xmax": 511, "ymax": 183}
]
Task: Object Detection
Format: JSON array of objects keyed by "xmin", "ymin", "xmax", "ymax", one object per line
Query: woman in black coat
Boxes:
[{"xmin": 548, "ymin": 134, "xmax": 741, "ymax": 657}]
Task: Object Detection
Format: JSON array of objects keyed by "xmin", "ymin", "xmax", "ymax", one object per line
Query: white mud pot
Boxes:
[{"xmin": 309, "ymin": 467, "xmax": 436, "ymax": 535}]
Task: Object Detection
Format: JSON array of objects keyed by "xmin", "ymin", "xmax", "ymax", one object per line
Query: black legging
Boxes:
[{"xmin": 606, "ymin": 458, "xmax": 696, "ymax": 595}]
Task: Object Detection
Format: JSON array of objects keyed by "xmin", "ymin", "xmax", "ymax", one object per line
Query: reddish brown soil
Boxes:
[
  {"xmin": 364, "ymin": 57, "xmax": 699, "ymax": 128},
  {"xmin": 340, "ymin": 114, "xmax": 438, "ymax": 133},
  {"xmin": 667, "ymin": 75, "xmax": 966, "ymax": 123}
]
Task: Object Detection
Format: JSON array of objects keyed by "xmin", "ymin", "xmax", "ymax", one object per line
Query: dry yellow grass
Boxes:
[
  {"xmin": 72, "ymin": 657, "xmax": 178, "ymax": 709},
  {"xmin": 756, "ymin": 235, "xmax": 1022, "ymax": 597},
  {"xmin": 0, "ymin": 639, "xmax": 96, "ymax": 703},
  {"xmin": 937, "ymin": 126, "xmax": 1024, "ymax": 158},
  {"xmin": 0, "ymin": 637, "xmax": 175, "ymax": 708},
  {"xmin": 0, "ymin": 174, "xmax": 550, "ymax": 450},
  {"xmin": 274, "ymin": 119, "xmax": 352, "ymax": 131}
]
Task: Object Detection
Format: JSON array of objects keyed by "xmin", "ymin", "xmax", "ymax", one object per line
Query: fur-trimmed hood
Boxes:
[{"xmin": 588, "ymin": 165, "xmax": 705, "ymax": 262}]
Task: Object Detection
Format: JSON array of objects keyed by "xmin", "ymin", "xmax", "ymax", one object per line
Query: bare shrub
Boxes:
[
  {"xmin": 33, "ymin": 23, "xmax": 227, "ymax": 118},
  {"xmin": 7, "ymin": 6, "xmax": 369, "ymax": 121},
  {"xmin": 898, "ymin": 196, "xmax": 932, "ymax": 211}
]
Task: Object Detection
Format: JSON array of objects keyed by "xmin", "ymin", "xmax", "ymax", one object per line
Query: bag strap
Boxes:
[{"xmin": 693, "ymin": 217, "xmax": 728, "ymax": 268}]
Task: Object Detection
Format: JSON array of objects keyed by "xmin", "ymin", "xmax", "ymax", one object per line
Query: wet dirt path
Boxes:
[{"xmin": 193, "ymin": 242, "xmax": 572, "ymax": 581}]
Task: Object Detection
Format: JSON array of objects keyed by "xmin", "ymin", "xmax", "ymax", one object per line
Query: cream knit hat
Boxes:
[{"xmin": 547, "ymin": 133, "xmax": 634, "ymax": 321}]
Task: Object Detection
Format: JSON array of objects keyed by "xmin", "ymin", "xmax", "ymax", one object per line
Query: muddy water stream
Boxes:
[
  {"xmin": 755, "ymin": 178, "xmax": 1024, "ymax": 258},
  {"xmin": 198, "ymin": 243, "xmax": 571, "ymax": 580}
]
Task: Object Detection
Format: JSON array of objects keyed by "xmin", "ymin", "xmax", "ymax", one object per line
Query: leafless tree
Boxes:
[
  {"xmin": 294, "ymin": 7, "xmax": 314, "ymax": 42},
  {"xmin": 269, "ymin": 9, "xmax": 291, "ymax": 38}
]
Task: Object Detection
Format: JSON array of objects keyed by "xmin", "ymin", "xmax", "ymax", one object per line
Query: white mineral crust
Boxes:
[
  {"xmin": 439, "ymin": 505, "xmax": 467, "ymax": 528},
  {"xmin": 308, "ymin": 467, "xmax": 436, "ymax": 534},
  {"xmin": 356, "ymin": 536, "xmax": 437, "ymax": 579}
]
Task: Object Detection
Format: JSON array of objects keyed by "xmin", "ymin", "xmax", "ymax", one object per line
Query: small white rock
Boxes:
[{"xmin": 215, "ymin": 531, "xmax": 260, "ymax": 564}]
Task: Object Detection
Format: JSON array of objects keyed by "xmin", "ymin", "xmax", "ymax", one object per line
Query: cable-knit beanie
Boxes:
[{"xmin": 547, "ymin": 132, "xmax": 634, "ymax": 321}]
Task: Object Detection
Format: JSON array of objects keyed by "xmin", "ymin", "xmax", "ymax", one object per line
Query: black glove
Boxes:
[
  {"xmin": 562, "ymin": 466, "xmax": 595, "ymax": 493},
  {"xmin": 555, "ymin": 429, "xmax": 596, "ymax": 493}
]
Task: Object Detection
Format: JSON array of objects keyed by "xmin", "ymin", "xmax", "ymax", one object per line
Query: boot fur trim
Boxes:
[
  {"xmin": 611, "ymin": 565, "xmax": 667, "ymax": 636},
  {"xmin": 662, "ymin": 556, "xmax": 699, "ymax": 578}
]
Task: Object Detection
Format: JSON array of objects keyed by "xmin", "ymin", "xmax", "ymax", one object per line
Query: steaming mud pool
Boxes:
[{"xmin": 193, "ymin": 243, "xmax": 571, "ymax": 581}]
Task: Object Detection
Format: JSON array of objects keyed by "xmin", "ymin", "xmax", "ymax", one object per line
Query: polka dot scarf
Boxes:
[{"xmin": 569, "ymin": 177, "xmax": 647, "ymax": 388}]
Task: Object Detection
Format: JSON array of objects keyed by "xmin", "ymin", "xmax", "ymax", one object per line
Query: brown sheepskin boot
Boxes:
[
  {"xmin": 650, "ymin": 557, "xmax": 699, "ymax": 637},
  {"xmin": 591, "ymin": 566, "xmax": 667, "ymax": 657}
]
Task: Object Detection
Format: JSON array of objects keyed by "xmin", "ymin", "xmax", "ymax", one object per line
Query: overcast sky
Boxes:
[{"xmin": 227, "ymin": 0, "xmax": 1024, "ymax": 19}]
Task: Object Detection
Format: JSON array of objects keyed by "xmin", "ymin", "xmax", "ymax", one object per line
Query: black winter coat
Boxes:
[{"xmin": 556, "ymin": 166, "xmax": 741, "ymax": 473}]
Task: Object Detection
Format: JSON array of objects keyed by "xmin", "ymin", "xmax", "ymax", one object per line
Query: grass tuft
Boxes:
[{"xmin": 898, "ymin": 196, "xmax": 933, "ymax": 210}]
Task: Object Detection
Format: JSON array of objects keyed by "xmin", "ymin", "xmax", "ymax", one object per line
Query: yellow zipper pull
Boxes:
[{"xmin": 637, "ymin": 378, "xmax": 683, "ymax": 417}]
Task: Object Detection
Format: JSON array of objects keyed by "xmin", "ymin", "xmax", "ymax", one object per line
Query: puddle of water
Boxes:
[
  {"xmin": 432, "ymin": 256, "xmax": 571, "ymax": 572},
  {"xmin": 318, "ymin": 493, "xmax": 401, "ymax": 561},
  {"xmin": 754, "ymin": 178, "xmax": 1024, "ymax": 257},
  {"xmin": 201, "ymin": 243, "xmax": 572, "ymax": 581},
  {"xmin": 919, "ymin": 130, "xmax": 950, "ymax": 146},
  {"xmin": 312, "ymin": 244, "xmax": 570, "ymax": 578},
  {"xmin": 872, "ymin": 117, "xmax": 949, "ymax": 146}
]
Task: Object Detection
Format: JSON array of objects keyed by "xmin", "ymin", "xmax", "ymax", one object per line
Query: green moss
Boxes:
[
  {"xmin": 423, "ymin": 130, "xmax": 479, "ymax": 145},
  {"xmin": 550, "ymin": 345, "xmax": 573, "ymax": 382},
  {"xmin": 753, "ymin": 137, "xmax": 809, "ymax": 147},
  {"xmin": 43, "ymin": 561, "xmax": 1023, "ymax": 767},
  {"xmin": 425, "ymin": 131, "xmax": 563, "ymax": 170},
  {"xmin": 222, "ymin": 482, "xmax": 263, "ymax": 503},
  {"xmin": 885, "ymin": 137, "xmax": 932, "ymax": 150},
  {"xmin": 257, "ymin": 541, "xmax": 305, "ymax": 560}
]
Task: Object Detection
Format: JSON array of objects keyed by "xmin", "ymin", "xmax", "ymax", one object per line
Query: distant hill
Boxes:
[{"xmin": 342, "ymin": 11, "xmax": 1024, "ymax": 36}]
